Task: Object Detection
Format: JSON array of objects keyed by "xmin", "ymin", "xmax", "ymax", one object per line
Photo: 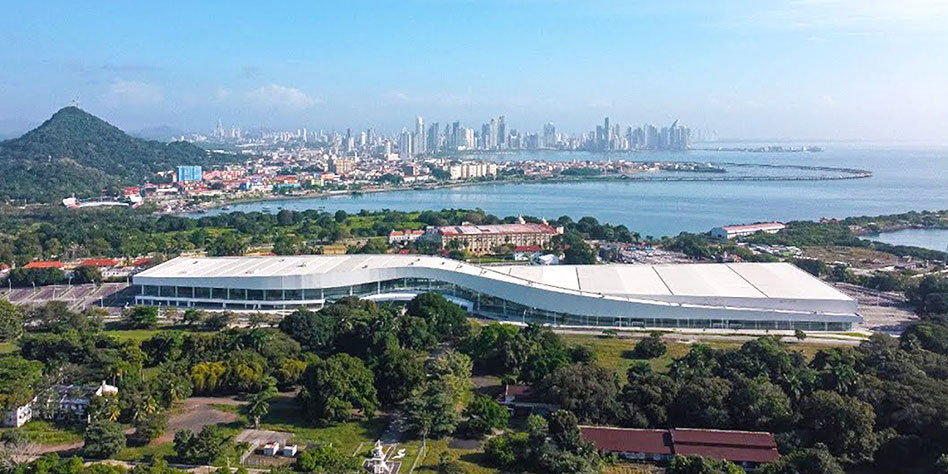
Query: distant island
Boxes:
[{"xmin": 698, "ymin": 145, "xmax": 824, "ymax": 153}]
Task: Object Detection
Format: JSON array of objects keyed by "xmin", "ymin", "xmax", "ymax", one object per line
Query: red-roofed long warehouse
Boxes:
[{"xmin": 580, "ymin": 426, "xmax": 779, "ymax": 469}]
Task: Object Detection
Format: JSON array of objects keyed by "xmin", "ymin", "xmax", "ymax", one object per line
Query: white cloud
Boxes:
[
  {"xmin": 104, "ymin": 79, "xmax": 163, "ymax": 106},
  {"xmin": 245, "ymin": 84, "xmax": 321, "ymax": 109}
]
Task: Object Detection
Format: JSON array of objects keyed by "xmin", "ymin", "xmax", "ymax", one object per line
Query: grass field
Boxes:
[
  {"xmin": 103, "ymin": 329, "xmax": 163, "ymax": 342},
  {"xmin": 561, "ymin": 333, "xmax": 845, "ymax": 376},
  {"xmin": 114, "ymin": 442, "xmax": 175, "ymax": 462},
  {"xmin": 0, "ymin": 420, "xmax": 84, "ymax": 445}
]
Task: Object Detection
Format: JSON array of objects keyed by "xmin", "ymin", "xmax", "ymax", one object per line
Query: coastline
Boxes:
[{"xmin": 182, "ymin": 163, "xmax": 873, "ymax": 215}]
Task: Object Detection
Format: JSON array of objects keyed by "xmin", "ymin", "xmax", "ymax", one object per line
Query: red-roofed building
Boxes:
[
  {"xmin": 22, "ymin": 261, "xmax": 64, "ymax": 270},
  {"xmin": 670, "ymin": 428, "xmax": 779, "ymax": 466},
  {"xmin": 497, "ymin": 384, "xmax": 557, "ymax": 415},
  {"xmin": 388, "ymin": 229, "xmax": 425, "ymax": 245},
  {"xmin": 430, "ymin": 222, "xmax": 563, "ymax": 254},
  {"xmin": 711, "ymin": 222, "xmax": 785, "ymax": 240},
  {"xmin": 581, "ymin": 426, "xmax": 779, "ymax": 469},
  {"xmin": 79, "ymin": 259, "xmax": 120, "ymax": 268},
  {"xmin": 132, "ymin": 257, "xmax": 153, "ymax": 267},
  {"xmin": 580, "ymin": 427, "xmax": 673, "ymax": 462}
]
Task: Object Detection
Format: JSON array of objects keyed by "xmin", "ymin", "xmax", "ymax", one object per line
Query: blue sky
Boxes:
[{"xmin": 1, "ymin": 0, "xmax": 947, "ymax": 140}]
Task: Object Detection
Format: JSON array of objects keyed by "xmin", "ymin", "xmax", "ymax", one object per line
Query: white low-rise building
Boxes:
[{"xmin": 711, "ymin": 222, "xmax": 786, "ymax": 240}]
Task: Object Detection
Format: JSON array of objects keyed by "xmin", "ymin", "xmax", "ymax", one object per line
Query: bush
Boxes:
[
  {"xmin": 633, "ymin": 332, "xmax": 667, "ymax": 359},
  {"xmin": 83, "ymin": 420, "xmax": 126, "ymax": 459},
  {"xmin": 129, "ymin": 412, "xmax": 167, "ymax": 446}
]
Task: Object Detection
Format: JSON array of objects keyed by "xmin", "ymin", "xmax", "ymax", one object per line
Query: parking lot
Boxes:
[{"xmin": 0, "ymin": 282, "xmax": 132, "ymax": 313}]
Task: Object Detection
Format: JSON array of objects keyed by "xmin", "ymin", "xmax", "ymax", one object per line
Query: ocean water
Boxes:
[
  {"xmin": 863, "ymin": 228, "xmax": 948, "ymax": 252},
  {"xmin": 198, "ymin": 143, "xmax": 948, "ymax": 237}
]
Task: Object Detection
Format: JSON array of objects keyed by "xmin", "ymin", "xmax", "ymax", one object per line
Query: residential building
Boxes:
[
  {"xmin": 175, "ymin": 165, "xmax": 203, "ymax": 183},
  {"xmin": 388, "ymin": 229, "xmax": 425, "ymax": 244}
]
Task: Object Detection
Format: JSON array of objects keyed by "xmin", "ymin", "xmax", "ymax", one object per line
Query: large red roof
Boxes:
[
  {"xmin": 671, "ymin": 428, "xmax": 779, "ymax": 464},
  {"xmin": 22, "ymin": 261, "xmax": 64, "ymax": 269},
  {"xmin": 438, "ymin": 223, "xmax": 557, "ymax": 237},
  {"xmin": 580, "ymin": 426, "xmax": 779, "ymax": 465},
  {"xmin": 721, "ymin": 222, "xmax": 785, "ymax": 232},
  {"xmin": 580, "ymin": 427, "xmax": 673, "ymax": 455}
]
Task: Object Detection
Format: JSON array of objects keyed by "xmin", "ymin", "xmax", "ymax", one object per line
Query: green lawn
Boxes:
[
  {"xmin": 114, "ymin": 442, "xmax": 175, "ymax": 462},
  {"xmin": 103, "ymin": 329, "xmax": 163, "ymax": 342},
  {"xmin": 0, "ymin": 420, "xmax": 84, "ymax": 445},
  {"xmin": 0, "ymin": 342, "xmax": 16, "ymax": 354},
  {"xmin": 560, "ymin": 333, "xmax": 843, "ymax": 377}
]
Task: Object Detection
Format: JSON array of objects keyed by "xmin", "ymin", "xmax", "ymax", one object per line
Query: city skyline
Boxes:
[{"xmin": 1, "ymin": 1, "xmax": 948, "ymax": 142}]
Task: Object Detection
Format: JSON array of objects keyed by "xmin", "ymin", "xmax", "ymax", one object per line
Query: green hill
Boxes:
[{"xmin": 0, "ymin": 107, "xmax": 237, "ymax": 202}]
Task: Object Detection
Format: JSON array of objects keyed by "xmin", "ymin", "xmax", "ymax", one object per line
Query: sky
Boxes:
[{"xmin": 1, "ymin": 0, "xmax": 947, "ymax": 141}]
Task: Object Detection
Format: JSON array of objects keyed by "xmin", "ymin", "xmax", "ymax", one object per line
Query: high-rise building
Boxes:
[
  {"xmin": 543, "ymin": 123, "xmax": 556, "ymax": 148},
  {"xmin": 176, "ymin": 165, "xmax": 203, "ymax": 183},
  {"xmin": 427, "ymin": 123, "xmax": 440, "ymax": 153},
  {"xmin": 497, "ymin": 115, "xmax": 507, "ymax": 149},
  {"xmin": 399, "ymin": 129, "xmax": 413, "ymax": 159},
  {"xmin": 414, "ymin": 116, "xmax": 426, "ymax": 155}
]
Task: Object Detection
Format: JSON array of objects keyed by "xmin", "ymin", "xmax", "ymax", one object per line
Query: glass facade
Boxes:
[{"xmin": 133, "ymin": 278, "xmax": 852, "ymax": 331}]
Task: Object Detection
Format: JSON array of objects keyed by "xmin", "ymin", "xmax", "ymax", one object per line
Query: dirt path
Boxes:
[{"xmin": 155, "ymin": 396, "xmax": 243, "ymax": 444}]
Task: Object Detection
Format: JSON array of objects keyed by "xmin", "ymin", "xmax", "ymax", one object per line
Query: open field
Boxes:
[
  {"xmin": 802, "ymin": 245, "xmax": 901, "ymax": 269},
  {"xmin": 560, "ymin": 332, "xmax": 855, "ymax": 376},
  {"xmin": 0, "ymin": 420, "xmax": 83, "ymax": 445}
]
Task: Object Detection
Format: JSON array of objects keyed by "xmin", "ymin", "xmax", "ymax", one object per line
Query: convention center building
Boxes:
[{"xmin": 132, "ymin": 255, "xmax": 861, "ymax": 331}]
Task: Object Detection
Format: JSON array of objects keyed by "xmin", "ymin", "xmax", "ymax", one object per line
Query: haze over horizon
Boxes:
[{"xmin": 2, "ymin": 0, "xmax": 947, "ymax": 142}]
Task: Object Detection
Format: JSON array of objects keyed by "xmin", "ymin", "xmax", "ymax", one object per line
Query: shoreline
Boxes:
[{"xmin": 181, "ymin": 163, "xmax": 873, "ymax": 215}]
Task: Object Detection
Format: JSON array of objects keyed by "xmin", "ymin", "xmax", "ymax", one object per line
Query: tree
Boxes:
[
  {"xmin": 245, "ymin": 384, "xmax": 276, "ymax": 428},
  {"xmin": 123, "ymin": 305, "xmax": 158, "ymax": 329},
  {"xmin": 202, "ymin": 311, "xmax": 234, "ymax": 331},
  {"xmin": 554, "ymin": 231, "xmax": 596, "ymax": 264},
  {"xmin": 406, "ymin": 293, "xmax": 471, "ymax": 341},
  {"xmin": 544, "ymin": 363, "xmax": 620, "ymax": 423},
  {"xmin": 669, "ymin": 377, "xmax": 732, "ymax": 428},
  {"xmin": 206, "ymin": 233, "xmax": 247, "ymax": 256},
  {"xmin": 278, "ymin": 308, "xmax": 337, "ymax": 353},
  {"xmin": 463, "ymin": 395, "xmax": 509, "ymax": 437},
  {"xmin": 294, "ymin": 444, "xmax": 362, "ymax": 473},
  {"xmin": 182, "ymin": 308, "xmax": 205, "ymax": 326},
  {"xmin": 298, "ymin": 354, "xmax": 378, "ymax": 424},
  {"xmin": 83, "ymin": 420, "xmax": 126, "ymax": 459},
  {"xmin": 800, "ymin": 391, "xmax": 878, "ymax": 465},
  {"xmin": 130, "ymin": 412, "xmax": 167, "ymax": 446},
  {"xmin": 73, "ymin": 265, "xmax": 103, "ymax": 284},
  {"xmin": 633, "ymin": 332, "xmax": 667, "ymax": 359},
  {"xmin": 0, "ymin": 300, "xmax": 23, "ymax": 342},
  {"xmin": 728, "ymin": 377, "xmax": 792, "ymax": 432},
  {"xmin": 405, "ymin": 381, "xmax": 460, "ymax": 439},
  {"xmin": 666, "ymin": 455, "xmax": 743, "ymax": 474},
  {"xmin": 758, "ymin": 445, "xmax": 844, "ymax": 474},
  {"xmin": 173, "ymin": 425, "xmax": 237, "ymax": 465},
  {"xmin": 374, "ymin": 347, "xmax": 425, "ymax": 407}
]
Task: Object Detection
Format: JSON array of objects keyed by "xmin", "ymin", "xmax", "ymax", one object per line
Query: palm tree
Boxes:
[{"xmin": 245, "ymin": 390, "xmax": 271, "ymax": 429}]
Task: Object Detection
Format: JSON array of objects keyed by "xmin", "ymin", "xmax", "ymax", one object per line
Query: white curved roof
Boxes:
[{"xmin": 134, "ymin": 255, "xmax": 859, "ymax": 323}]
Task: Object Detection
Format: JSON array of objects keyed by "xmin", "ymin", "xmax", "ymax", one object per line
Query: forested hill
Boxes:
[{"xmin": 0, "ymin": 107, "xmax": 237, "ymax": 202}]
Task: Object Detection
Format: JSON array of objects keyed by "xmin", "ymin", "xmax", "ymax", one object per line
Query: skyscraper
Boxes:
[
  {"xmin": 399, "ymin": 129, "xmax": 413, "ymax": 159},
  {"xmin": 427, "ymin": 122, "xmax": 440, "ymax": 153},
  {"xmin": 414, "ymin": 116, "xmax": 426, "ymax": 155},
  {"xmin": 497, "ymin": 115, "xmax": 507, "ymax": 150},
  {"xmin": 543, "ymin": 122, "xmax": 556, "ymax": 148}
]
